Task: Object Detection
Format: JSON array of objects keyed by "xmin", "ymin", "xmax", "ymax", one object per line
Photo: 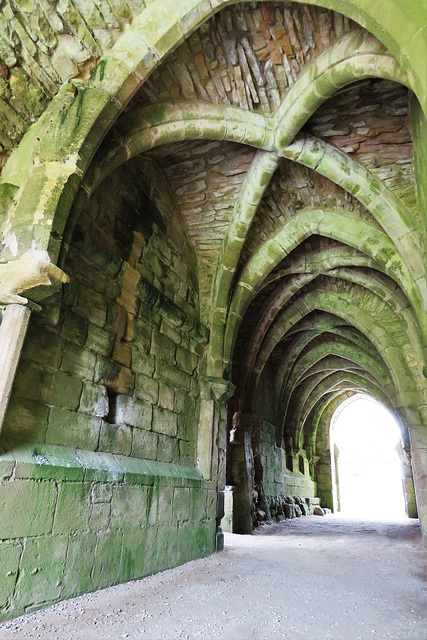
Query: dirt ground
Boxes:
[{"xmin": 1, "ymin": 515, "xmax": 425, "ymax": 640}]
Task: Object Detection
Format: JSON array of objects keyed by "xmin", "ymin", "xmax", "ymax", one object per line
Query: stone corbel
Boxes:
[
  {"xmin": 0, "ymin": 258, "xmax": 69, "ymax": 433},
  {"xmin": 0, "ymin": 257, "xmax": 69, "ymax": 306},
  {"xmin": 200, "ymin": 376, "xmax": 236, "ymax": 404}
]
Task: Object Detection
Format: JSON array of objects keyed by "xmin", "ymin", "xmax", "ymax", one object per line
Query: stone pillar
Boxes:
[
  {"xmin": 408, "ymin": 424, "xmax": 427, "ymax": 546},
  {"xmin": 315, "ymin": 451, "xmax": 334, "ymax": 510},
  {"xmin": 0, "ymin": 303, "xmax": 32, "ymax": 433},
  {"xmin": 197, "ymin": 376, "xmax": 235, "ymax": 550},
  {"xmin": 197, "ymin": 376, "xmax": 235, "ymax": 480},
  {"xmin": 229, "ymin": 411, "xmax": 257, "ymax": 534},
  {"xmin": 0, "ymin": 258, "xmax": 69, "ymax": 433},
  {"xmin": 333, "ymin": 443, "xmax": 341, "ymax": 513},
  {"xmin": 401, "ymin": 447, "xmax": 418, "ymax": 519}
]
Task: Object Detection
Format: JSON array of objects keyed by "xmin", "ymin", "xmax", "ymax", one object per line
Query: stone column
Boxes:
[
  {"xmin": 396, "ymin": 405, "xmax": 427, "ymax": 545},
  {"xmin": 0, "ymin": 303, "xmax": 32, "ymax": 432},
  {"xmin": 229, "ymin": 411, "xmax": 258, "ymax": 534},
  {"xmin": 408, "ymin": 423, "xmax": 427, "ymax": 546},
  {"xmin": 0, "ymin": 258, "xmax": 69, "ymax": 433},
  {"xmin": 400, "ymin": 445, "xmax": 418, "ymax": 519},
  {"xmin": 197, "ymin": 376, "xmax": 235, "ymax": 550}
]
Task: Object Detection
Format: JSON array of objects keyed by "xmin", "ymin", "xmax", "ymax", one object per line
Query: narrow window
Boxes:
[{"xmin": 105, "ymin": 389, "xmax": 118, "ymax": 424}]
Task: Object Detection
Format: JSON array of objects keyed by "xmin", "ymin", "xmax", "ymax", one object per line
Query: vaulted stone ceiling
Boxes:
[{"xmin": 0, "ymin": 0, "xmax": 425, "ymax": 483}]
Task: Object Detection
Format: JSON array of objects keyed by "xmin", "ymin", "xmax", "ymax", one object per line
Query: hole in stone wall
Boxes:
[
  {"xmin": 105, "ymin": 389, "xmax": 118, "ymax": 425},
  {"xmin": 299, "ymin": 456, "xmax": 305, "ymax": 475},
  {"xmin": 287, "ymin": 455, "xmax": 294, "ymax": 472},
  {"xmin": 330, "ymin": 395, "xmax": 406, "ymax": 519}
]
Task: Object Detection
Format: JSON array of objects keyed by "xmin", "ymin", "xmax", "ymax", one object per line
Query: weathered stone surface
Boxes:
[
  {"xmin": 41, "ymin": 371, "xmax": 83, "ymax": 411},
  {"xmin": 0, "ymin": 0, "xmax": 425, "ymax": 625},
  {"xmin": 0, "ymin": 480, "xmax": 57, "ymax": 539},
  {"xmin": 53, "ymin": 482, "xmax": 91, "ymax": 534}
]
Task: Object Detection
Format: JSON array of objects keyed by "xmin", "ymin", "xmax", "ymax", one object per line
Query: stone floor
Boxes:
[{"xmin": 1, "ymin": 515, "xmax": 426, "ymax": 640}]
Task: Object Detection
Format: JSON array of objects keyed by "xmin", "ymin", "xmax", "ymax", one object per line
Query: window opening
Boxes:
[{"xmin": 105, "ymin": 389, "xmax": 118, "ymax": 425}]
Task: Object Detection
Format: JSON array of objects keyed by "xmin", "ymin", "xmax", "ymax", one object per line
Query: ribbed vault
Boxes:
[{"xmin": 0, "ymin": 0, "xmax": 426, "ymax": 561}]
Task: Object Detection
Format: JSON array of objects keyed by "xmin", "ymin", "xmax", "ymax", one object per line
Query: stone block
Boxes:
[
  {"xmin": 152, "ymin": 407, "xmax": 178, "ymax": 437},
  {"xmin": 179, "ymin": 439, "xmax": 195, "ymax": 466},
  {"xmin": 173, "ymin": 487, "xmax": 190, "ymax": 522},
  {"xmin": 132, "ymin": 318, "xmax": 153, "ymax": 352},
  {"xmin": 156, "ymin": 434, "xmax": 179, "ymax": 463},
  {"xmin": 153, "ymin": 523, "xmax": 180, "ymax": 572},
  {"xmin": 135, "ymin": 373, "xmax": 159, "ymax": 404},
  {"xmin": 176, "ymin": 345, "xmax": 198, "ymax": 374},
  {"xmin": 176, "ymin": 520, "xmax": 198, "ymax": 564},
  {"xmin": 111, "ymin": 484, "xmax": 149, "ymax": 529},
  {"xmin": 22, "ymin": 325, "xmax": 62, "ymax": 368},
  {"xmin": 0, "ymin": 541, "xmax": 22, "ymax": 608},
  {"xmin": 12, "ymin": 359, "xmax": 44, "ymax": 401},
  {"xmin": 79, "ymin": 382, "xmax": 108, "ymax": 417},
  {"xmin": 117, "ymin": 395, "xmax": 152, "ymax": 429},
  {"xmin": 113, "ymin": 339, "xmax": 132, "ymax": 367},
  {"xmin": 98, "ymin": 422, "xmax": 132, "ymax": 456},
  {"xmin": 61, "ymin": 342, "xmax": 96, "ymax": 380},
  {"xmin": 13, "ymin": 445, "xmax": 85, "ymax": 482},
  {"xmin": 62, "ymin": 532, "xmax": 97, "ymax": 598},
  {"xmin": 160, "ymin": 319, "xmax": 182, "ymax": 345},
  {"xmin": 75, "ymin": 450, "xmax": 124, "ymax": 483},
  {"xmin": 158, "ymin": 383, "xmax": 175, "ymax": 411},
  {"xmin": 89, "ymin": 502, "xmax": 111, "ymax": 532},
  {"xmin": 193, "ymin": 519, "xmax": 215, "ymax": 557},
  {"xmin": 41, "ymin": 370, "xmax": 83, "ymax": 410},
  {"xmin": 190, "ymin": 376, "xmax": 200, "ymax": 396},
  {"xmin": 90, "ymin": 530, "xmax": 124, "ymax": 591},
  {"xmin": 15, "ymin": 535, "xmax": 68, "ymax": 608},
  {"xmin": 120, "ymin": 527, "xmax": 147, "ymax": 582},
  {"xmin": 53, "ymin": 482, "xmax": 91, "ymax": 534},
  {"xmin": 178, "ymin": 414, "xmax": 196, "ymax": 443},
  {"xmin": 174, "ymin": 389, "xmax": 186, "ymax": 413},
  {"xmin": 132, "ymin": 350, "xmax": 155, "ymax": 376},
  {"xmin": 143, "ymin": 248, "xmax": 164, "ymax": 280},
  {"xmin": 148, "ymin": 484, "xmax": 173, "ymax": 525},
  {"xmin": 151, "ymin": 330, "xmax": 176, "ymax": 362},
  {"xmin": 131, "ymin": 428, "xmax": 158, "ymax": 461},
  {"xmin": 2, "ymin": 398, "xmax": 49, "ymax": 443},
  {"xmin": 86, "ymin": 325, "xmax": 114, "ymax": 357},
  {"xmin": 206, "ymin": 489, "xmax": 217, "ymax": 520},
  {"xmin": 62, "ymin": 312, "xmax": 88, "ymax": 346},
  {"xmin": 98, "ymin": 361, "xmax": 135, "ymax": 395},
  {"xmin": 94, "ymin": 355, "xmax": 120, "ymax": 385},
  {"xmin": 190, "ymin": 488, "xmax": 207, "ymax": 522},
  {"xmin": 90, "ymin": 482, "xmax": 113, "ymax": 504},
  {"xmin": 74, "ymin": 287, "xmax": 107, "ymax": 327},
  {"xmin": 0, "ymin": 455, "xmax": 14, "ymax": 480},
  {"xmin": 154, "ymin": 361, "xmax": 191, "ymax": 390},
  {"xmin": 46, "ymin": 407, "xmax": 101, "ymax": 450}
]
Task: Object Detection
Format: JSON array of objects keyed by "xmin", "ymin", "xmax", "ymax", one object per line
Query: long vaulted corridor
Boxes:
[
  {"xmin": 0, "ymin": 515, "xmax": 425, "ymax": 640},
  {"xmin": 0, "ymin": 0, "xmax": 426, "ymax": 627}
]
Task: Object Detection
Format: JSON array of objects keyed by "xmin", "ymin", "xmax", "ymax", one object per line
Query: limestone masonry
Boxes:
[{"xmin": 0, "ymin": 0, "xmax": 425, "ymax": 621}]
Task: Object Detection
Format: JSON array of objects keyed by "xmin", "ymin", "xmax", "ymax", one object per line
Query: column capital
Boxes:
[
  {"xmin": 0, "ymin": 258, "xmax": 69, "ymax": 306},
  {"xmin": 200, "ymin": 376, "xmax": 235, "ymax": 403}
]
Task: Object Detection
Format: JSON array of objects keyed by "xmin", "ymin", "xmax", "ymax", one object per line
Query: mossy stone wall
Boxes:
[{"xmin": 0, "ymin": 157, "xmax": 214, "ymax": 619}]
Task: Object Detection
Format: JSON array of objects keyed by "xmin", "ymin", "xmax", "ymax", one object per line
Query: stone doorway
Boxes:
[{"xmin": 331, "ymin": 394, "xmax": 408, "ymax": 519}]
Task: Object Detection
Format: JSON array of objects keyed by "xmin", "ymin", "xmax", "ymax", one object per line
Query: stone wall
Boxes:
[
  {"xmin": 0, "ymin": 157, "xmax": 216, "ymax": 620},
  {"xmin": 251, "ymin": 417, "xmax": 317, "ymax": 526}
]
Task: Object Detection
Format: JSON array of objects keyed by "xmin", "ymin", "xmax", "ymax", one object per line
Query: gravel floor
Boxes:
[{"xmin": 1, "ymin": 514, "xmax": 425, "ymax": 640}]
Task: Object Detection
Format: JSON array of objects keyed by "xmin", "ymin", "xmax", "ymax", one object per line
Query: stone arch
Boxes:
[{"xmin": 223, "ymin": 210, "xmax": 419, "ymax": 373}]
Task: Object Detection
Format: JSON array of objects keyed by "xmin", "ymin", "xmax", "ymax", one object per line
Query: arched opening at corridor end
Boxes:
[{"xmin": 330, "ymin": 395, "xmax": 407, "ymax": 520}]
